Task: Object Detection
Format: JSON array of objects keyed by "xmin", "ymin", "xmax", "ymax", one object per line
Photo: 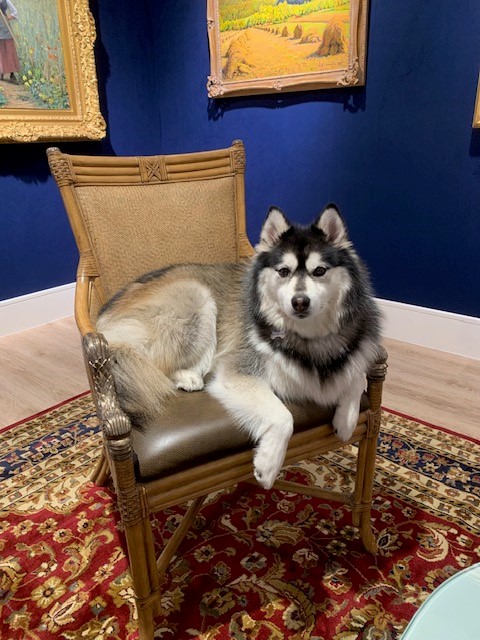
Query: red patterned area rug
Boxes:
[{"xmin": 1, "ymin": 394, "xmax": 479, "ymax": 640}]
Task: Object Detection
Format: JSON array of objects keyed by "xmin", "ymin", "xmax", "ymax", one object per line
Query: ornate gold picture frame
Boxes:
[
  {"xmin": 0, "ymin": 0, "xmax": 105, "ymax": 142},
  {"xmin": 207, "ymin": 0, "xmax": 369, "ymax": 99}
]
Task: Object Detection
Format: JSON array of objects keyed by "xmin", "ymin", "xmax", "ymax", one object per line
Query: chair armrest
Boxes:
[
  {"xmin": 366, "ymin": 346, "xmax": 388, "ymax": 412},
  {"xmin": 83, "ymin": 332, "xmax": 145, "ymax": 520},
  {"xmin": 82, "ymin": 331, "xmax": 132, "ymax": 439},
  {"xmin": 75, "ymin": 276, "xmax": 97, "ymax": 337},
  {"xmin": 369, "ymin": 345, "xmax": 388, "ymax": 373}
]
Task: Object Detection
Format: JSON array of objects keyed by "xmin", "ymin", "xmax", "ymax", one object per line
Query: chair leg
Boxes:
[
  {"xmin": 352, "ymin": 410, "xmax": 382, "ymax": 554},
  {"xmin": 90, "ymin": 445, "xmax": 111, "ymax": 485},
  {"xmin": 359, "ymin": 510, "xmax": 378, "ymax": 554},
  {"xmin": 128, "ymin": 500, "xmax": 208, "ymax": 638},
  {"xmin": 124, "ymin": 515, "xmax": 161, "ymax": 640},
  {"xmin": 156, "ymin": 496, "xmax": 206, "ymax": 577},
  {"xmin": 352, "ymin": 437, "xmax": 367, "ymax": 529},
  {"xmin": 355, "ymin": 349, "xmax": 387, "ymax": 553},
  {"xmin": 137, "ymin": 606, "xmax": 155, "ymax": 640}
]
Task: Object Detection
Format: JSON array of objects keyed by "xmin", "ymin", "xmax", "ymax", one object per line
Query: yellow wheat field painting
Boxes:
[
  {"xmin": 207, "ymin": 0, "xmax": 368, "ymax": 98},
  {"xmin": 221, "ymin": 0, "xmax": 350, "ymax": 80}
]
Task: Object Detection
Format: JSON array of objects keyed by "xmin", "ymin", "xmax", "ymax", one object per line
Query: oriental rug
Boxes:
[{"xmin": 0, "ymin": 394, "xmax": 479, "ymax": 640}]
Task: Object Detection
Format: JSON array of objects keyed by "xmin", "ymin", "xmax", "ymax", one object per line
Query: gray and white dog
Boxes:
[{"xmin": 96, "ymin": 204, "xmax": 382, "ymax": 489}]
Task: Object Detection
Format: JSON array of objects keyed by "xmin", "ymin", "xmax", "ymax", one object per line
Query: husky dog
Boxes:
[{"xmin": 96, "ymin": 204, "xmax": 382, "ymax": 489}]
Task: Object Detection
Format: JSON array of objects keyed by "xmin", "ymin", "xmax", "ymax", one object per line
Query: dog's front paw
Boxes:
[
  {"xmin": 253, "ymin": 450, "xmax": 283, "ymax": 490},
  {"xmin": 253, "ymin": 417, "xmax": 293, "ymax": 490},
  {"xmin": 172, "ymin": 370, "xmax": 204, "ymax": 392},
  {"xmin": 332, "ymin": 411, "xmax": 358, "ymax": 442}
]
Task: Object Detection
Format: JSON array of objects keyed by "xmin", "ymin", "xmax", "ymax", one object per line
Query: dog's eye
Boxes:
[
  {"xmin": 277, "ymin": 267, "xmax": 290, "ymax": 278},
  {"xmin": 312, "ymin": 266, "xmax": 327, "ymax": 277}
]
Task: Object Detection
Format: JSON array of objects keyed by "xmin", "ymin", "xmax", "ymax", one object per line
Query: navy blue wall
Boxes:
[{"xmin": 2, "ymin": 0, "xmax": 480, "ymax": 318}]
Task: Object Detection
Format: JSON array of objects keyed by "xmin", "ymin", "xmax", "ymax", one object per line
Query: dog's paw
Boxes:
[
  {"xmin": 253, "ymin": 418, "xmax": 293, "ymax": 490},
  {"xmin": 172, "ymin": 370, "xmax": 204, "ymax": 392},
  {"xmin": 332, "ymin": 412, "xmax": 358, "ymax": 442},
  {"xmin": 253, "ymin": 451, "xmax": 282, "ymax": 490}
]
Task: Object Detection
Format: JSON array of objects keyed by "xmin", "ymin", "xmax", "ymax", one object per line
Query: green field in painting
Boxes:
[
  {"xmin": 8, "ymin": 0, "xmax": 69, "ymax": 109},
  {"xmin": 219, "ymin": 0, "xmax": 349, "ymax": 31}
]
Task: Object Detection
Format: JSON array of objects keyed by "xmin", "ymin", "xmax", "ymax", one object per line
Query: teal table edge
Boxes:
[{"xmin": 401, "ymin": 563, "xmax": 480, "ymax": 639}]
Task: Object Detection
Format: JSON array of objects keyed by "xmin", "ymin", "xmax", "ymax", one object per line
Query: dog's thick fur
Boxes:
[{"xmin": 96, "ymin": 204, "xmax": 382, "ymax": 489}]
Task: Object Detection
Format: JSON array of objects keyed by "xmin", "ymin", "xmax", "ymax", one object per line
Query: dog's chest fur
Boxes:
[{"xmin": 241, "ymin": 321, "xmax": 361, "ymax": 405}]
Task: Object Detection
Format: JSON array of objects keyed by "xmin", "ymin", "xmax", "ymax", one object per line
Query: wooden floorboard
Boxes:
[
  {"xmin": 382, "ymin": 339, "xmax": 480, "ymax": 439},
  {"xmin": 0, "ymin": 317, "xmax": 479, "ymax": 440},
  {"xmin": 0, "ymin": 317, "xmax": 88, "ymax": 429}
]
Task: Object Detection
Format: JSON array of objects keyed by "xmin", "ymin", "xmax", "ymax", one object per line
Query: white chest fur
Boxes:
[{"xmin": 253, "ymin": 332, "xmax": 372, "ymax": 407}]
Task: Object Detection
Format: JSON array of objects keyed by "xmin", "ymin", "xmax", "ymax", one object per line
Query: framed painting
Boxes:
[
  {"xmin": 473, "ymin": 75, "xmax": 480, "ymax": 128},
  {"xmin": 0, "ymin": 0, "xmax": 105, "ymax": 142},
  {"xmin": 207, "ymin": 0, "xmax": 369, "ymax": 98}
]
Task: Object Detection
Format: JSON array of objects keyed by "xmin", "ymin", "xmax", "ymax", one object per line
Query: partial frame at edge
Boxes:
[{"xmin": 0, "ymin": 0, "xmax": 106, "ymax": 143}]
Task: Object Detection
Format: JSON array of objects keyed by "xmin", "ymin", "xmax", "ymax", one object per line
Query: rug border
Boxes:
[
  {"xmin": 0, "ymin": 390, "xmax": 91, "ymax": 435},
  {"xmin": 383, "ymin": 406, "xmax": 480, "ymax": 445}
]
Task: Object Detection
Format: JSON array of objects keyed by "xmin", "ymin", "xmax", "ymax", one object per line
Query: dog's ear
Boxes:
[
  {"xmin": 315, "ymin": 203, "xmax": 350, "ymax": 248},
  {"xmin": 256, "ymin": 207, "xmax": 292, "ymax": 252}
]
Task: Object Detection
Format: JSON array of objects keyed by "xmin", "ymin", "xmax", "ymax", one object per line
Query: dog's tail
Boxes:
[{"xmin": 109, "ymin": 344, "xmax": 176, "ymax": 425}]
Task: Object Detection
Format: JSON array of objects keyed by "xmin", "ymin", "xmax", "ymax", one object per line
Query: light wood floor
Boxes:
[{"xmin": 1, "ymin": 316, "xmax": 479, "ymax": 440}]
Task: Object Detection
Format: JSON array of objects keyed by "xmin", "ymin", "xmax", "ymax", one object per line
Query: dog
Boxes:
[{"xmin": 96, "ymin": 203, "xmax": 382, "ymax": 489}]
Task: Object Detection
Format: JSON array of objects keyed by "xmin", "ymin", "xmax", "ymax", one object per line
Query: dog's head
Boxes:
[{"xmin": 253, "ymin": 204, "xmax": 357, "ymax": 330}]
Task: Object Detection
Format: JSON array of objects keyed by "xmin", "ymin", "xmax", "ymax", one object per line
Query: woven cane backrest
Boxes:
[{"xmin": 47, "ymin": 141, "xmax": 250, "ymax": 319}]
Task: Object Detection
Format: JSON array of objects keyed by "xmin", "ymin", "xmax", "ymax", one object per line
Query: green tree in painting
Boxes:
[{"xmin": 220, "ymin": 0, "xmax": 349, "ymax": 31}]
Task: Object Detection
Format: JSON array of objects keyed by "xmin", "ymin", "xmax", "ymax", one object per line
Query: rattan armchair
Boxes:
[{"xmin": 47, "ymin": 140, "xmax": 387, "ymax": 640}]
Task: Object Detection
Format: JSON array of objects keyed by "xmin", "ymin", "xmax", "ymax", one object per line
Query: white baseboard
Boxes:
[
  {"xmin": 0, "ymin": 283, "xmax": 75, "ymax": 338},
  {"xmin": 377, "ymin": 298, "xmax": 480, "ymax": 360},
  {"xmin": 0, "ymin": 285, "xmax": 479, "ymax": 360}
]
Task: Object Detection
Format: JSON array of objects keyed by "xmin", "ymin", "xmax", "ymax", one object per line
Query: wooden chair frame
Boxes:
[{"xmin": 47, "ymin": 141, "xmax": 387, "ymax": 640}]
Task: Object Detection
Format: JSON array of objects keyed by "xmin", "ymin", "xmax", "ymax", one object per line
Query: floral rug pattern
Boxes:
[{"xmin": 0, "ymin": 395, "xmax": 479, "ymax": 639}]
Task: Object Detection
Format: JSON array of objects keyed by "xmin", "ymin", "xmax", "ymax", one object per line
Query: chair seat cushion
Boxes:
[{"xmin": 131, "ymin": 390, "xmax": 370, "ymax": 481}]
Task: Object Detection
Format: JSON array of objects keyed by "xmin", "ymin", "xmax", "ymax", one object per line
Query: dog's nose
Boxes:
[{"xmin": 291, "ymin": 295, "xmax": 310, "ymax": 313}]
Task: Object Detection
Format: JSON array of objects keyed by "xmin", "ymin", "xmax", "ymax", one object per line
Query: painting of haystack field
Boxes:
[
  {"xmin": 219, "ymin": 0, "xmax": 351, "ymax": 83},
  {"xmin": 0, "ymin": 0, "xmax": 69, "ymax": 110}
]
